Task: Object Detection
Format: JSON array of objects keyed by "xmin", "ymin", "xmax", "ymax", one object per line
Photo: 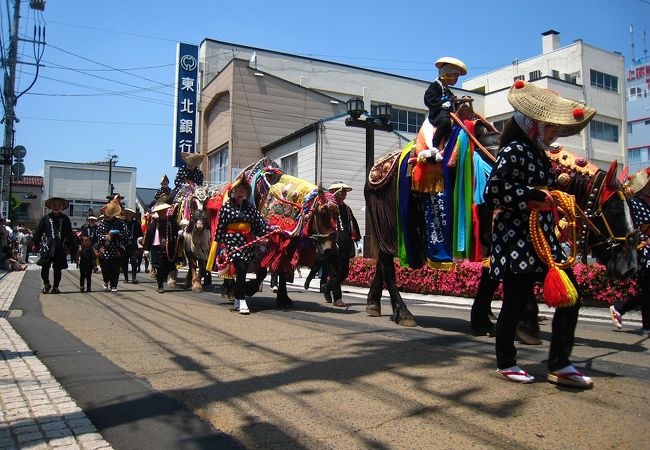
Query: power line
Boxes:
[
  {"xmin": 20, "ymin": 115, "xmax": 170, "ymax": 126},
  {"xmin": 47, "ymin": 19, "xmax": 178, "ymax": 42}
]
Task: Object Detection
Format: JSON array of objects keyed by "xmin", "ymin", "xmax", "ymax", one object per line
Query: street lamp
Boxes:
[{"xmin": 344, "ymin": 98, "xmax": 393, "ymax": 257}]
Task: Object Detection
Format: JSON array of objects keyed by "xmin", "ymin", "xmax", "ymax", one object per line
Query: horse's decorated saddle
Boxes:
[{"xmin": 368, "ymin": 150, "xmax": 401, "ymax": 190}]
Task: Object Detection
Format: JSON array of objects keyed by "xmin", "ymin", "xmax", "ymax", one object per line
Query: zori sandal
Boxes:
[
  {"xmin": 496, "ymin": 366, "xmax": 535, "ymax": 384},
  {"xmin": 547, "ymin": 365, "xmax": 593, "ymax": 389}
]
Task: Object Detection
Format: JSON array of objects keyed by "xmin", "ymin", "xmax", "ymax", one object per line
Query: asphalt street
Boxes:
[{"xmin": 7, "ymin": 267, "xmax": 650, "ymax": 449}]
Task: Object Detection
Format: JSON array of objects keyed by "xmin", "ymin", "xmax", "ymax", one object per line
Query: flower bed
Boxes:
[{"xmin": 345, "ymin": 257, "xmax": 636, "ymax": 306}]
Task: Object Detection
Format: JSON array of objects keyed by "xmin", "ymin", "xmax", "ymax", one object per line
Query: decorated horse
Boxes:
[
  {"xmin": 209, "ymin": 158, "xmax": 341, "ymax": 308},
  {"xmin": 364, "ymin": 105, "xmax": 638, "ymax": 327}
]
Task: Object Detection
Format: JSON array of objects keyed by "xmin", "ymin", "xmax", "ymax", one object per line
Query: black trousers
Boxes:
[
  {"xmin": 615, "ymin": 269, "xmax": 650, "ymax": 329},
  {"xmin": 79, "ymin": 267, "xmax": 92, "ymax": 290},
  {"xmin": 496, "ymin": 269, "xmax": 580, "ymax": 371},
  {"xmin": 99, "ymin": 259, "xmax": 121, "ymax": 289},
  {"xmin": 431, "ymin": 110, "xmax": 452, "ymax": 148},
  {"xmin": 40, "ymin": 261, "xmax": 63, "ymax": 288},
  {"xmin": 121, "ymin": 251, "xmax": 139, "ymax": 281},
  {"xmin": 233, "ymin": 258, "xmax": 248, "ymax": 300}
]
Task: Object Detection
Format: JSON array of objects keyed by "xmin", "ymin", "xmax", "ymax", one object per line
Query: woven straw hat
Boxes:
[
  {"xmin": 181, "ymin": 152, "xmax": 205, "ymax": 167},
  {"xmin": 627, "ymin": 167, "xmax": 650, "ymax": 194},
  {"xmin": 151, "ymin": 201, "xmax": 172, "ymax": 213},
  {"xmin": 103, "ymin": 200, "xmax": 122, "ymax": 218},
  {"xmin": 508, "ymin": 80, "xmax": 596, "ymax": 137},
  {"xmin": 44, "ymin": 196, "xmax": 69, "ymax": 209},
  {"xmin": 328, "ymin": 181, "xmax": 352, "ymax": 193},
  {"xmin": 230, "ymin": 177, "xmax": 252, "ymax": 196},
  {"xmin": 434, "ymin": 57, "xmax": 467, "ymax": 75},
  {"xmin": 160, "ymin": 174, "xmax": 169, "ymax": 184}
]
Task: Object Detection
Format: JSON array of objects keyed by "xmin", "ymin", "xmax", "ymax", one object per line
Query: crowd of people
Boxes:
[{"xmin": 0, "ymin": 216, "xmax": 33, "ymax": 272}]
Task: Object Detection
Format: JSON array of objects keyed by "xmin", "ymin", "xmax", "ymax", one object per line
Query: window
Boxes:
[
  {"xmin": 564, "ymin": 73, "xmax": 579, "ymax": 84},
  {"xmin": 17, "ymin": 203, "xmax": 29, "ymax": 220},
  {"xmin": 590, "ymin": 120, "xmax": 619, "ymax": 142},
  {"xmin": 628, "ymin": 123, "xmax": 633, "ymax": 135},
  {"xmin": 281, "ymin": 153, "xmax": 298, "ymax": 177},
  {"xmin": 372, "ymin": 105, "xmax": 425, "ymax": 134},
  {"xmin": 492, "ymin": 117, "xmax": 512, "ymax": 132},
  {"xmin": 209, "ymin": 146, "xmax": 228, "ymax": 184},
  {"xmin": 513, "ymin": 75, "xmax": 525, "ymax": 82},
  {"xmin": 528, "ymin": 70, "xmax": 542, "ymax": 81},
  {"xmin": 628, "ymin": 86, "xmax": 646, "ymax": 101},
  {"xmin": 590, "ymin": 69, "xmax": 618, "ymax": 92},
  {"xmin": 629, "ymin": 147, "xmax": 649, "ymax": 164},
  {"xmin": 551, "ymin": 70, "xmax": 560, "ymax": 79}
]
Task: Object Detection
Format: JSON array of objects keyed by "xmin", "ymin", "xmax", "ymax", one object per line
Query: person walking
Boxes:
[
  {"xmin": 95, "ymin": 196, "xmax": 128, "ymax": 292},
  {"xmin": 144, "ymin": 201, "xmax": 180, "ymax": 293},
  {"xmin": 76, "ymin": 235, "xmax": 99, "ymax": 292},
  {"xmin": 32, "ymin": 196, "xmax": 76, "ymax": 294},
  {"xmin": 214, "ymin": 178, "xmax": 270, "ymax": 314},
  {"xmin": 484, "ymin": 80, "xmax": 596, "ymax": 387}
]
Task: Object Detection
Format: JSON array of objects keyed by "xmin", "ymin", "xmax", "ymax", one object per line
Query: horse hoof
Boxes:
[
  {"xmin": 398, "ymin": 317, "xmax": 417, "ymax": 327},
  {"xmin": 366, "ymin": 305, "xmax": 381, "ymax": 317},
  {"xmin": 191, "ymin": 286, "xmax": 203, "ymax": 293}
]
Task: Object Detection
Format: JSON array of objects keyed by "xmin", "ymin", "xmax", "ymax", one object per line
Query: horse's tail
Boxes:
[{"xmin": 364, "ymin": 173, "xmax": 398, "ymax": 258}]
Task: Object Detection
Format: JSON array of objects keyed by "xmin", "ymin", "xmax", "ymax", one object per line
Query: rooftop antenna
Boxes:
[
  {"xmin": 644, "ymin": 30, "xmax": 647, "ymax": 59},
  {"xmin": 630, "ymin": 24, "xmax": 635, "ymax": 62}
]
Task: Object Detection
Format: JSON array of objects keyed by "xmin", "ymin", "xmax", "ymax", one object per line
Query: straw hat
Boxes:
[
  {"xmin": 160, "ymin": 174, "xmax": 169, "ymax": 185},
  {"xmin": 103, "ymin": 200, "xmax": 122, "ymax": 218},
  {"xmin": 86, "ymin": 215, "xmax": 98, "ymax": 221},
  {"xmin": 328, "ymin": 181, "xmax": 352, "ymax": 193},
  {"xmin": 44, "ymin": 196, "xmax": 69, "ymax": 209},
  {"xmin": 230, "ymin": 177, "xmax": 252, "ymax": 197},
  {"xmin": 434, "ymin": 57, "xmax": 467, "ymax": 76},
  {"xmin": 151, "ymin": 201, "xmax": 172, "ymax": 213},
  {"xmin": 627, "ymin": 167, "xmax": 650, "ymax": 194},
  {"xmin": 508, "ymin": 80, "xmax": 596, "ymax": 137},
  {"xmin": 123, "ymin": 207, "xmax": 136, "ymax": 215},
  {"xmin": 181, "ymin": 152, "xmax": 205, "ymax": 167}
]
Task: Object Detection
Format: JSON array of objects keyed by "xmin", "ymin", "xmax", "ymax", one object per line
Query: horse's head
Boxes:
[
  {"xmin": 585, "ymin": 161, "xmax": 639, "ymax": 279},
  {"xmin": 307, "ymin": 187, "xmax": 339, "ymax": 252}
]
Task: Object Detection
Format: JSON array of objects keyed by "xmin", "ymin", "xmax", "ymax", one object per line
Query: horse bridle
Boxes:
[{"xmin": 577, "ymin": 171, "xmax": 638, "ymax": 258}]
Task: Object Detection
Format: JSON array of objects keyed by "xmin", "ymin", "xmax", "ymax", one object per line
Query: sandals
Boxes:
[
  {"xmin": 547, "ymin": 366, "xmax": 593, "ymax": 389},
  {"xmin": 496, "ymin": 366, "xmax": 535, "ymax": 384},
  {"xmin": 609, "ymin": 305, "xmax": 623, "ymax": 329}
]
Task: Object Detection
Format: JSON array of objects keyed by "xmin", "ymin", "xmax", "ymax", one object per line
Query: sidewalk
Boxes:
[{"xmin": 0, "ymin": 266, "xmax": 113, "ymax": 450}]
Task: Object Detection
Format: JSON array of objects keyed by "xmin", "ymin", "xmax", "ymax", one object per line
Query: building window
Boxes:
[
  {"xmin": 628, "ymin": 123, "xmax": 633, "ymax": 134},
  {"xmin": 372, "ymin": 105, "xmax": 425, "ymax": 134},
  {"xmin": 528, "ymin": 70, "xmax": 542, "ymax": 81},
  {"xmin": 629, "ymin": 147, "xmax": 649, "ymax": 164},
  {"xmin": 628, "ymin": 86, "xmax": 646, "ymax": 101},
  {"xmin": 590, "ymin": 120, "xmax": 619, "ymax": 142},
  {"xmin": 590, "ymin": 69, "xmax": 618, "ymax": 92},
  {"xmin": 281, "ymin": 153, "xmax": 298, "ymax": 177},
  {"xmin": 17, "ymin": 203, "xmax": 29, "ymax": 221},
  {"xmin": 513, "ymin": 75, "xmax": 525, "ymax": 82},
  {"xmin": 209, "ymin": 146, "xmax": 228, "ymax": 185},
  {"xmin": 492, "ymin": 117, "xmax": 512, "ymax": 132},
  {"xmin": 551, "ymin": 70, "xmax": 560, "ymax": 79},
  {"xmin": 564, "ymin": 72, "xmax": 579, "ymax": 84}
]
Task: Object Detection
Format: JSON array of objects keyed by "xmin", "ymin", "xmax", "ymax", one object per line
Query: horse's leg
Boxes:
[
  {"xmin": 190, "ymin": 256, "xmax": 203, "ymax": 293},
  {"xmin": 245, "ymin": 266, "xmax": 266, "ymax": 297},
  {"xmin": 276, "ymin": 271, "xmax": 294, "ymax": 309},
  {"xmin": 168, "ymin": 268, "xmax": 177, "ymax": 288},
  {"xmin": 378, "ymin": 251, "xmax": 416, "ymax": 327},
  {"xmin": 366, "ymin": 253, "xmax": 385, "ymax": 317}
]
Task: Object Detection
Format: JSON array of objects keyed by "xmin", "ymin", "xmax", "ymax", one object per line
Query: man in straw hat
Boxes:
[
  {"xmin": 150, "ymin": 174, "xmax": 171, "ymax": 207},
  {"xmin": 214, "ymin": 177, "xmax": 271, "ymax": 314},
  {"xmin": 484, "ymin": 79, "xmax": 596, "ymax": 387},
  {"xmin": 424, "ymin": 56, "xmax": 470, "ymax": 152},
  {"xmin": 174, "ymin": 152, "xmax": 205, "ymax": 189},
  {"xmin": 94, "ymin": 195, "xmax": 128, "ymax": 292},
  {"xmin": 32, "ymin": 196, "xmax": 76, "ymax": 294},
  {"xmin": 143, "ymin": 200, "xmax": 180, "ymax": 293},
  {"xmin": 610, "ymin": 167, "xmax": 650, "ymax": 334}
]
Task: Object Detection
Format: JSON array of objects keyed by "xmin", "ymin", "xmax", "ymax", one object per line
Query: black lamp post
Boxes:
[{"xmin": 344, "ymin": 97, "xmax": 393, "ymax": 257}]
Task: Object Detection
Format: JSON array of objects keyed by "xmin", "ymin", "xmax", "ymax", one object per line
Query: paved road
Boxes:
[{"xmin": 5, "ymin": 267, "xmax": 650, "ymax": 449}]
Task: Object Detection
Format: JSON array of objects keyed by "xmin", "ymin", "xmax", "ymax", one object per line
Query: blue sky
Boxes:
[{"xmin": 4, "ymin": 0, "xmax": 649, "ymax": 188}]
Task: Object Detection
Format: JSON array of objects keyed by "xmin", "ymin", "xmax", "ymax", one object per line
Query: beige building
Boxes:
[{"xmin": 10, "ymin": 176, "xmax": 43, "ymax": 229}]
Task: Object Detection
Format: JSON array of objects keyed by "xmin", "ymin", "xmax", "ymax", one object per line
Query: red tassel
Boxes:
[
  {"xmin": 514, "ymin": 80, "xmax": 525, "ymax": 89},
  {"xmin": 543, "ymin": 267, "xmax": 569, "ymax": 308},
  {"xmin": 572, "ymin": 108, "xmax": 584, "ymax": 120}
]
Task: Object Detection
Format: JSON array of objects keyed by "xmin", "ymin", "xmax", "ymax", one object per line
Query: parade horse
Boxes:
[
  {"xmin": 364, "ymin": 110, "xmax": 638, "ymax": 327},
  {"xmin": 212, "ymin": 158, "xmax": 341, "ymax": 308}
]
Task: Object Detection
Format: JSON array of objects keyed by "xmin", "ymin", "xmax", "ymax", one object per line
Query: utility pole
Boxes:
[
  {"xmin": 1, "ymin": 0, "xmax": 21, "ymax": 210},
  {"xmin": 1, "ymin": 0, "xmax": 46, "ymax": 214},
  {"xmin": 107, "ymin": 153, "xmax": 118, "ymax": 199}
]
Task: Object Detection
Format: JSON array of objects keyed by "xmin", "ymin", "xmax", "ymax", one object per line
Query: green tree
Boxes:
[{"xmin": 8, "ymin": 195, "xmax": 22, "ymax": 223}]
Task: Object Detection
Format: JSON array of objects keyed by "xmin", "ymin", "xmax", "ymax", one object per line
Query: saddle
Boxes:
[{"xmin": 368, "ymin": 150, "xmax": 401, "ymax": 190}]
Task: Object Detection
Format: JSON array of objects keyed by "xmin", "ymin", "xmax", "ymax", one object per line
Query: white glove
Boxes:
[
  {"xmin": 417, "ymin": 149, "xmax": 432, "ymax": 163},
  {"xmin": 441, "ymin": 101, "xmax": 452, "ymax": 110},
  {"xmin": 432, "ymin": 149, "xmax": 443, "ymax": 162}
]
